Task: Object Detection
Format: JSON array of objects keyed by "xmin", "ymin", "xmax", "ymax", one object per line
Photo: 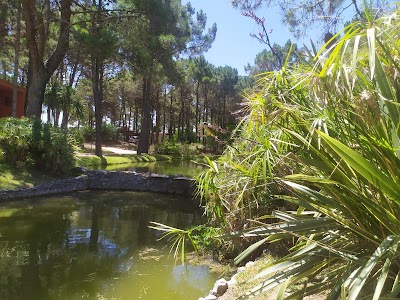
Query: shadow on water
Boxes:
[{"xmin": 0, "ymin": 191, "xmax": 217, "ymax": 300}]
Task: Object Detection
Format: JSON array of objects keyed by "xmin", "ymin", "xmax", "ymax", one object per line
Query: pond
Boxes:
[
  {"xmin": 105, "ymin": 161, "xmax": 207, "ymax": 178},
  {"xmin": 0, "ymin": 191, "xmax": 218, "ymax": 300}
]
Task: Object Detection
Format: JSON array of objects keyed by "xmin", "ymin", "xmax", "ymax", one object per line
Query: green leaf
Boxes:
[
  {"xmin": 367, "ymin": 27, "xmax": 376, "ymax": 80},
  {"xmin": 318, "ymin": 131, "xmax": 400, "ymax": 201},
  {"xmin": 348, "ymin": 236, "xmax": 400, "ymax": 300},
  {"xmin": 234, "ymin": 237, "xmax": 269, "ymax": 265},
  {"xmin": 276, "ymin": 280, "xmax": 289, "ymax": 300}
]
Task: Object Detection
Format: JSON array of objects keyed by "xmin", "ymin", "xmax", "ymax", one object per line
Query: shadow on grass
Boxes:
[
  {"xmin": 0, "ymin": 163, "xmax": 52, "ymax": 190},
  {"xmin": 75, "ymin": 153, "xmax": 172, "ymax": 169}
]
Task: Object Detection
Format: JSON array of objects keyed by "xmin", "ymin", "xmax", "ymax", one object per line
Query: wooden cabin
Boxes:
[{"xmin": 0, "ymin": 78, "xmax": 26, "ymax": 118}]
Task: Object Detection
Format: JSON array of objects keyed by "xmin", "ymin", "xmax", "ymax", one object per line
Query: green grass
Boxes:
[
  {"xmin": 75, "ymin": 154, "xmax": 172, "ymax": 169},
  {"xmin": 0, "ymin": 148, "xmax": 173, "ymax": 190},
  {"xmin": 0, "ymin": 163, "xmax": 52, "ymax": 190},
  {"xmin": 219, "ymin": 255, "xmax": 277, "ymax": 300},
  {"xmin": 0, "ymin": 142, "xmax": 205, "ymax": 190}
]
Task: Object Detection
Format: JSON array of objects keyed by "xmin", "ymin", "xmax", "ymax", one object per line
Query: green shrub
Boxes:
[
  {"xmin": 154, "ymin": 141, "xmax": 203, "ymax": 159},
  {"xmin": 80, "ymin": 124, "xmax": 119, "ymax": 143},
  {"xmin": 101, "ymin": 123, "xmax": 119, "ymax": 143},
  {"xmin": 0, "ymin": 118, "xmax": 32, "ymax": 166},
  {"xmin": 68, "ymin": 127, "xmax": 84, "ymax": 147},
  {"xmin": 80, "ymin": 125, "xmax": 95, "ymax": 143},
  {"xmin": 42, "ymin": 128, "xmax": 75, "ymax": 175},
  {"xmin": 197, "ymin": 9, "xmax": 400, "ymax": 299},
  {"xmin": 0, "ymin": 118, "xmax": 76, "ymax": 175}
]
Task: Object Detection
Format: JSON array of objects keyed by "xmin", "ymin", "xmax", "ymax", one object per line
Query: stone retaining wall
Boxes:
[{"xmin": 0, "ymin": 170, "xmax": 196, "ymax": 201}]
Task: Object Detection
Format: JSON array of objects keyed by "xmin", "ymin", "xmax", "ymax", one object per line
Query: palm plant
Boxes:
[
  {"xmin": 224, "ymin": 8, "xmax": 400, "ymax": 299},
  {"xmin": 196, "ymin": 49, "xmax": 314, "ymax": 232}
]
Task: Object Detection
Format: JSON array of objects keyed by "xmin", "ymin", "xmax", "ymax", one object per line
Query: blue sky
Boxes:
[{"xmin": 182, "ymin": 0, "xmax": 338, "ymax": 75}]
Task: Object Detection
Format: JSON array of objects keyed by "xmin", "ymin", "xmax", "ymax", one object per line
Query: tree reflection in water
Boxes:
[{"xmin": 0, "ymin": 191, "xmax": 215, "ymax": 300}]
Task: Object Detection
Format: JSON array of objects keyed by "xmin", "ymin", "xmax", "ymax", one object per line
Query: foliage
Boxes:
[
  {"xmin": 0, "ymin": 118, "xmax": 76, "ymax": 175},
  {"xmin": 245, "ymin": 40, "xmax": 300, "ymax": 74},
  {"xmin": 68, "ymin": 127, "xmax": 84, "ymax": 147},
  {"xmin": 198, "ymin": 7, "xmax": 400, "ymax": 299},
  {"xmin": 101, "ymin": 124, "xmax": 120, "ymax": 143},
  {"xmin": 197, "ymin": 59, "xmax": 304, "ymax": 230},
  {"xmin": 154, "ymin": 140, "xmax": 203, "ymax": 160},
  {"xmin": 232, "ymin": 0, "xmax": 392, "ymax": 38},
  {"xmin": 149, "ymin": 222, "xmax": 200, "ymax": 264},
  {"xmin": 42, "ymin": 127, "xmax": 76, "ymax": 175},
  {"xmin": 0, "ymin": 118, "xmax": 32, "ymax": 165},
  {"xmin": 149, "ymin": 222, "xmax": 226, "ymax": 263},
  {"xmin": 29, "ymin": 120, "xmax": 76, "ymax": 175},
  {"xmin": 80, "ymin": 124, "xmax": 119, "ymax": 144}
]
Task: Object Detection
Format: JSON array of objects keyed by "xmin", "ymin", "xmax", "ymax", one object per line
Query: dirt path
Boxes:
[
  {"xmin": 101, "ymin": 146, "xmax": 137, "ymax": 155},
  {"xmin": 81, "ymin": 143, "xmax": 137, "ymax": 155}
]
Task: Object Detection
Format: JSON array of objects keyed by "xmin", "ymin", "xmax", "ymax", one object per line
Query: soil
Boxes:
[{"xmin": 80, "ymin": 142, "xmax": 137, "ymax": 155}]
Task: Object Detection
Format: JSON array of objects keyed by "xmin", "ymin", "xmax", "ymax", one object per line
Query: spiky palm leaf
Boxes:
[{"xmin": 205, "ymin": 8, "xmax": 400, "ymax": 299}]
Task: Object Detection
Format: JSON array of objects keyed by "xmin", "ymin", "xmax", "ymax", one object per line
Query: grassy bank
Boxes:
[
  {"xmin": 0, "ymin": 150, "xmax": 172, "ymax": 190},
  {"xmin": 76, "ymin": 154, "xmax": 172, "ymax": 169},
  {"xmin": 0, "ymin": 163, "xmax": 52, "ymax": 190}
]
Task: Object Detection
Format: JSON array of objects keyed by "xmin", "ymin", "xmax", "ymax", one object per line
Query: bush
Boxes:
[
  {"xmin": 0, "ymin": 118, "xmax": 76, "ymax": 175},
  {"xmin": 154, "ymin": 141, "xmax": 203, "ymax": 159},
  {"xmin": 68, "ymin": 127, "xmax": 84, "ymax": 148},
  {"xmin": 80, "ymin": 124, "xmax": 119, "ymax": 144},
  {"xmin": 43, "ymin": 128, "xmax": 76, "ymax": 175},
  {"xmin": 101, "ymin": 123, "xmax": 119, "ymax": 143},
  {"xmin": 80, "ymin": 125, "xmax": 95, "ymax": 143},
  {"xmin": 197, "ymin": 10, "xmax": 400, "ymax": 299},
  {"xmin": 0, "ymin": 118, "xmax": 32, "ymax": 166}
]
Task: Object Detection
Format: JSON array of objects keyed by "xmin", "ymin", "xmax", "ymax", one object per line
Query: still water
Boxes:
[
  {"xmin": 0, "ymin": 191, "xmax": 217, "ymax": 300},
  {"xmin": 105, "ymin": 161, "xmax": 207, "ymax": 178}
]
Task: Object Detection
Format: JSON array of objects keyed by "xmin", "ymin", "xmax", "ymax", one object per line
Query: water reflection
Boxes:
[
  {"xmin": 105, "ymin": 161, "xmax": 206, "ymax": 178},
  {"xmin": 0, "ymin": 192, "xmax": 217, "ymax": 300}
]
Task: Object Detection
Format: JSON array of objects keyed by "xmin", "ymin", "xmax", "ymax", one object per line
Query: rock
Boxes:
[
  {"xmin": 228, "ymin": 277, "xmax": 237, "ymax": 286},
  {"xmin": 204, "ymin": 295, "xmax": 217, "ymax": 300},
  {"xmin": 0, "ymin": 170, "xmax": 197, "ymax": 201},
  {"xmin": 245, "ymin": 261, "xmax": 255, "ymax": 268},
  {"xmin": 210, "ymin": 278, "xmax": 229, "ymax": 297},
  {"xmin": 237, "ymin": 266, "xmax": 246, "ymax": 273},
  {"xmin": 71, "ymin": 166, "xmax": 89, "ymax": 176}
]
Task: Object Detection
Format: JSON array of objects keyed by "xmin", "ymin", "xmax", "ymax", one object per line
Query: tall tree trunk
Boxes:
[
  {"xmin": 195, "ymin": 82, "xmax": 200, "ymax": 142},
  {"xmin": 25, "ymin": 52, "xmax": 32, "ymax": 114},
  {"xmin": 54, "ymin": 110, "xmax": 60, "ymax": 127},
  {"xmin": 162, "ymin": 85, "xmax": 167, "ymax": 142},
  {"xmin": 1, "ymin": 60, "xmax": 6, "ymax": 80},
  {"xmin": 180, "ymin": 86, "xmax": 185, "ymax": 142},
  {"xmin": 134, "ymin": 105, "xmax": 139, "ymax": 132},
  {"xmin": 138, "ymin": 76, "xmax": 152, "ymax": 154},
  {"xmin": 168, "ymin": 88, "xmax": 173, "ymax": 140},
  {"xmin": 47, "ymin": 106, "xmax": 51, "ymax": 124},
  {"xmin": 122, "ymin": 95, "xmax": 127, "ymax": 142},
  {"xmin": 92, "ymin": 59, "xmax": 103, "ymax": 156},
  {"xmin": 28, "ymin": 72, "xmax": 48, "ymax": 117},
  {"xmin": 178, "ymin": 86, "xmax": 183, "ymax": 141},
  {"xmin": 155, "ymin": 86, "xmax": 161, "ymax": 144},
  {"xmin": 128, "ymin": 107, "xmax": 132, "ymax": 130},
  {"xmin": 92, "ymin": 0, "xmax": 103, "ymax": 157},
  {"xmin": 22, "ymin": 0, "xmax": 72, "ymax": 118},
  {"xmin": 12, "ymin": 0, "xmax": 21, "ymax": 118},
  {"xmin": 185, "ymin": 107, "xmax": 190, "ymax": 143},
  {"xmin": 223, "ymin": 96, "xmax": 227, "ymax": 128},
  {"xmin": 61, "ymin": 110, "xmax": 69, "ymax": 128},
  {"xmin": 61, "ymin": 56, "xmax": 79, "ymax": 129},
  {"xmin": 202, "ymin": 83, "xmax": 208, "ymax": 147}
]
